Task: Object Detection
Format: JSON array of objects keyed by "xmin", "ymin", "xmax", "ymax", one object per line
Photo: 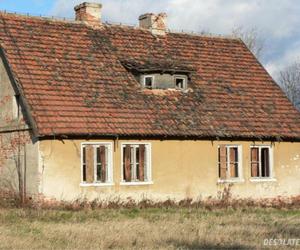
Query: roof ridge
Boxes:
[
  {"xmin": 0, "ymin": 10, "xmax": 240, "ymax": 41},
  {"xmin": 104, "ymin": 23, "xmax": 240, "ymax": 41},
  {"xmin": 0, "ymin": 10, "xmax": 77, "ymax": 24}
]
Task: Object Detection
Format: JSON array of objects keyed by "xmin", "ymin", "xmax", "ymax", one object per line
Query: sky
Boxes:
[{"xmin": 0, "ymin": 0, "xmax": 300, "ymax": 81}]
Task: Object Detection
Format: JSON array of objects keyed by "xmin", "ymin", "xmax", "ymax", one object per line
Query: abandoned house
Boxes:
[{"xmin": 0, "ymin": 2, "xmax": 300, "ymax": 201}]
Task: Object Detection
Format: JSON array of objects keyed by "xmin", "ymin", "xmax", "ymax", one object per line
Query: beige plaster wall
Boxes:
[{"xmin": 39, "ymin": 139, "xmax": 300, "ymax": 201}]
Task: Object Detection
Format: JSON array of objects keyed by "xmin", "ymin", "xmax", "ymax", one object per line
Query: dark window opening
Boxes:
[
  {"xmin": 261, "ymin": 148, "xmax": 270, "ymax": 177},
  {"xmin": 144, "ymin": 76, "xmax": 153, "ymax": 89},
  {"xmin": 175, "ymin": 77, "xmax": 185, "ymax": 89},
  {"xmin": 82, "ymin": 147, "xmax": 87, "ymax": 182},
  {"xmin": 96, "ymin": 147, "xmax": 102, "ymax": 181},
  {"xmin": 229, "ymin": 147, "xmax": 239, "ymax": 178}
]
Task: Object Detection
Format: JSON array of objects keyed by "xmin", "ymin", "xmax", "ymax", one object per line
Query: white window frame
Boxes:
[
  {"xmin": 249, "ymin": 145, "xmax": 275, "ymax": 182},
  {"xmin": 80, "ymin": 142, "xmax": 114, "ymax": 187},
  {"xmin": 143, "ymin": 75, "xmax": 154, "ymax": 89},
  {"xmin": 217, "ymin": 145, "xmax": 244, "ymax": 183},
  {"xmin": 174, "ymin": 75, "xmax": 187, "ymax": 90},
  {"xmin": 120, "ymin": 142, "xmax": 153, "ymax": 185}
]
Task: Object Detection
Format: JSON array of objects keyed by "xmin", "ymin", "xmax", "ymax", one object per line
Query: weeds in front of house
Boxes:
[
  {"xmin": 0, "ymin": 202, "xmax": 299, "ymax": 249},
  {"xmin": 1, "ymin": 185, "xmax": 300, "ymax": 211},
  {"xmin": 0, "ymin": 186, "xmax": 299, "ymax": 249}
]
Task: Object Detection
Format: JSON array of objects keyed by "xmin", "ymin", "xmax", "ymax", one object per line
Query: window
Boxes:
[
  {"xmin": 144, "ymin": 75, "xmax": 154, "ymax": 89},
  {"xmin": 81, "ymin": 143, "xmax": 113, "ymax": 185},
  {"xmin": 175, "ymin": 76, "xmax": 186, "ymax": 89},
  {"xmin": 218, "ymin": 145, "xmax": 242, "ymax": 180},
  {"xmin": 12, "ymin": 95, "xmax": 20, "ymax": 119},
  {"xmin": 250, "ymin": 146, "xmax": 273, "ymax": 178},
  {"xmin": 121, "ymin": 143, "xmax": 151, "ymax": 183}
]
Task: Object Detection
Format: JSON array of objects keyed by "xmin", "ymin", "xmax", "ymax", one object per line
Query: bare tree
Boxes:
[
  {"xmin": 278, "ymin": 61, "xmax": 300, "ymax": 110},
  {"xmin": 0, "ymin": 130, "xmax": 29, "ymax": 204},
  {"xmin": 231, "ymin": 26, "xmax": 265, "ymax": 60},
  {"xmin": 0, "ymin": 95, "xmax": 29, "ymax": 204}
]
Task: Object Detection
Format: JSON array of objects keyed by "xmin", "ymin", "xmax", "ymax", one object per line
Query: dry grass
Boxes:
[{"xmin": 0, "ymin": 207, "xmax": 299, "ymax": 249}]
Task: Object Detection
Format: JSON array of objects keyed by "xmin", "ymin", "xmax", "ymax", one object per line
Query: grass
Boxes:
[{"xmin": 0, "ymin": 207, "xmax": 299, "ymax": 249}]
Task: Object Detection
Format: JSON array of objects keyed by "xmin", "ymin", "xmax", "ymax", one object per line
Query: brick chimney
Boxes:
[
  {"xmin": 139, "ymin": 13, "xmax": 167, "ymax": 35},
  {"xmin": 74, "ymin": 2, "xmax": 102, "ymax": 25}
]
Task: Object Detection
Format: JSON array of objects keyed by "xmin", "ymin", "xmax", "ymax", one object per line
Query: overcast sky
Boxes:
[{"xmin": 1, "ymin": 0, "xmax": 300, "ymax": 81}]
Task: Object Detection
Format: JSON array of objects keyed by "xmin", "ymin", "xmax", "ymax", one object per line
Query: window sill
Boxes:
[
  {"xmin": 120, "ymin": 181, "xmax": 153, "ymax": 186},
  {"xmin": 249, "ymin": 178, "xmax": 277, "ymax": 183},
  {"xmin": 80, "ymin": 183, "xmax": 114, "ymax": 187},
  {"xmin": 217, "ymin": 179, "xmax": 245, "ymax": 184}
]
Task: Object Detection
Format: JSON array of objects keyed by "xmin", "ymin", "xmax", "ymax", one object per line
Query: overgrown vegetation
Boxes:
[
  {"xmin": 0, "ymin": 206, "xmax": 299, "ymax": 249},
  {"xmin": 1, "ymin": 185, "xmax": 300, "ymax": 210},
  {"xmin": 1, "ymin": 187, "xmax": 299, "ymax": 249}
]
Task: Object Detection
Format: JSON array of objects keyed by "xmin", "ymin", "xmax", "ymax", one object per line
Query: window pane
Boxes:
[
  {"xmin": 96, "ymin": 164, "xmax": 101, "ymax": 181},
  {"xmin": 218, "ymin": 147, "xmax": 221, "ymax": 178},
  {"xmin": 143, "ymin": 146, "xmax": 147, "ymax": 181},
  {"xmin": 229, "ymin": 147, "xmax": 238, "ymax": 178},
  {"xmin": 136, "ymin": 146, "xmax": 140, "ymax": 180},
  {"xmin": 83, "ymin": 147, "xmax": 86, "ymax": 164},
  {"xmin": 123, "ymin": 145, "xmax": 132, "ymax": 182},
  {"xmin": 123, "ymin": 147, "xmax": 126, "ymax": 181},
  {"xmin": 131, "ymin": 147, "xmax": 135, "ymax": 180},
  {"xmin": 145, "ymin": 77, "xmax": 153, "ymax": 89},
  {"xmin": 96, "ymin": 147, "xmax": 101, "ymax": 181},
  {"xmin": 175, "ymin": 78, "xmax": 184, "ymax": 89},
  {"xmin": 82, "ymin": 147, "xmax": 86, "ymax": 182},
  {"xmin": 96, "ymin": 147, "xmax": 101, "ymax": 163},
  {"xmin": 261, "ymin": 148, "xmax": 270, "ymax": 177}
]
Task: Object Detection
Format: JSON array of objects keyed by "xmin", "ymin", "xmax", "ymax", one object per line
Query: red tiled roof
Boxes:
[{"xmin": 1, "ymin": 12, "xmax": 300, "ymax": 140}]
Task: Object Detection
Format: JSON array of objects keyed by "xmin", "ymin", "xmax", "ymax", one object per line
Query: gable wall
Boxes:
[
  {"xmin": 0, "ymin": 55, "xmax": 40, "ymax": 196},
  {"xmin": 38, "ymin": 139, "xmax": 300, "ymax": 201}
]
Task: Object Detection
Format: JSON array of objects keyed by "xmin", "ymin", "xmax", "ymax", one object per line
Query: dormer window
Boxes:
[
  {"xmin": 175, "ymin": 76, "xmax": 186, "ymax": 90},
  {"xmin": 140, "ymin": 74, "xmax": 188, "ymax": 90},
  {"xmin": 121, "ymin": 59, "xmax": 192, "ymax": 91},
  {"xmin": 144, "ymin": 75, "xmax": 154, "ymax": 89}
]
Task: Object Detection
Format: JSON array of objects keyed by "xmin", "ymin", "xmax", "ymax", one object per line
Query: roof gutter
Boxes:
[{"xmin": 36, "ymin": 133, "xmax": 300, "ymax": 143}]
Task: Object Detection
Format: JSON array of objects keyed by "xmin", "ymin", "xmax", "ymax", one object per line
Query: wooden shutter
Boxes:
[
  {"xmin": 251, "ymin": 148, "xmax": 259, "ymax": 177},
  {"xmin": 229, "ymin": 148, "xmax": 237, "ymax": 178},
  {"xmin": 139, "ymin": 145, "xmax": 145, "ymax": 181},
  {"xmin": 219, "ymin": 145, "xmax": 227, "ymax": 179},
  {"xmin": 85, "ymin": 145, "xmax": 94, "ymax": 183},
  {"xmin": 124, "ymin": 145, "xmax": 131, "ymax": 182},
  {"xmin": 100, "ymin": 146, "xmax": 106, "ymax": 182}
]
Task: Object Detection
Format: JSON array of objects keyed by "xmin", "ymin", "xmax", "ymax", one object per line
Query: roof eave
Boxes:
[{"xmin": 36, "ymin": 132, "xmax": 300, "ymax": 143}]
